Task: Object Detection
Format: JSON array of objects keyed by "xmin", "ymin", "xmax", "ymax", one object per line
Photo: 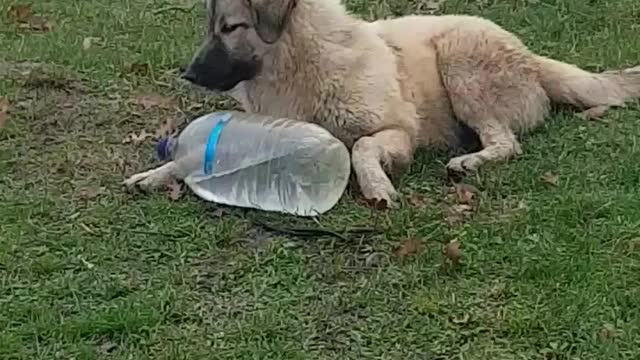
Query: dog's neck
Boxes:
[
  {"xmin": 231, "ymin": 0, "xmax": 366, "ymax": 119},
  {"xmin": 290, "ymin": 0, "xmax": 359, "ymax": 34},
  {"xmin": 269, "ymin": 0, "xmax": 362, "ymax": 77}
]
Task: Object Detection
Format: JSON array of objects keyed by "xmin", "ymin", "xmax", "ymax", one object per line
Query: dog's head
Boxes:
[{"xmin": 182, "ymin": 0, "xmax": 297, "ymax": 91}]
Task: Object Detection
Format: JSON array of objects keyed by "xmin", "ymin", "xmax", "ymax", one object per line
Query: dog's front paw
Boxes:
[
  {"xmin": 122, "ymin": 164, "xmax": 175, "ymax": 192},
  {"xmin": 122, "ymin": 171, "xmax": 152, "ymax": 191},
  {"xmin": 360, "ymin": 180, "xmax": 399, "ymax": 210},
  {"xmin": 578, "ymin": 105, "xmax": 610, "ymax": 121},
  {"xmin": 446, "ymin": 154, "xmax": 483, "ymax": 174}
]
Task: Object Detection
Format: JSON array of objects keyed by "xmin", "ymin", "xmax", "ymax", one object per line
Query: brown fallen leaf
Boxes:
[
  {"xmin": 540, "ymin": 171, "xmax": 559, "ymax": 186},
  {"xmin": 443, "ymin": 239, "xmax": 462, "ymax": 265},
  {"xmin": 6, "ymin": 4, "xmax": 32, "ymax": 22},
  {"xmin": 451, "ymin": 204, "xmax": 473, "ymax": 213},
  {"xmin": 122, "ymin": 129, "xmax": 153, "ymax": 145},
  {"xmin": 599, "ymin": 324, "xmax": 617, "ymax": 341},
  {"xmin": 623, "ymin": 238, "xmax": 640, "ymax": 254},
  {"xmin": 165, "ymin": 179, "xmax": 183, "ymax": 201},
  {"xmin": 154, "ymin": 116, "xmax": 177, "ymax": 139},
  {"xmin": 394, "ymin": 238, "xmax": 423, "ymax": 258},
  {"xmin": 129, "ymin": 94, "xmax": 177, "ymax": 110},
  {"xmin": 125, "ymin": 62, "xmax": 151, "ymax": 76},
  {"xmin": 77, "ymin": 186, "xmax": 106, "ymax": 200},
  {"xmin": 406, "ymin": 192, "xmax": 429, "ymax": 208},
  {"xmin": 445, "ymin": 203, "xmax": 473, "ymax": 225},
  {"xmin": 211, "ymin": 207, "xmax": 231, "ymax": 217},
  {"xmin": 7, "ymin": 4, "xmax": 52, "ymax": 32},
  {"xmin": 0, "ymin": 96, "xmax": 8, "ymax": 129},
  {"xmin": 452, "ymin": 183, "xmax": 478, "ymax": 204},
  {"xmin": 18, "ymin": 16, "xmax": 52, "ymax": 32}
]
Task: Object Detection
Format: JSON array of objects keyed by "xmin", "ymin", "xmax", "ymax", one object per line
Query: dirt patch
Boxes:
[{"xmin": 1, "ymin": 61, "xmax": 236, "ymax": 203}]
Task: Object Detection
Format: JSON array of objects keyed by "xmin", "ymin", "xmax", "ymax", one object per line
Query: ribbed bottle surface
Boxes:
[{"xmin": 164, "ymin": 111, "xmax": 351, "ymax": 216}]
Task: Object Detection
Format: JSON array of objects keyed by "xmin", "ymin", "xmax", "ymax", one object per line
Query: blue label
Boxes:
[{"xmin": 203, "ymin": 112, "xmax": 233, "ymax": 175}]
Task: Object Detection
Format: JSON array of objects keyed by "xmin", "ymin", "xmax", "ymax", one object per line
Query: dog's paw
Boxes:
[
  {"xmin": 360, "ymin": 181, "xmax": 399, "ymax": 210},
  {"xmin": 446, "ymin": 154, "xmax": 483, "ymax": 174},
  {"xmin": 122, "ymin": 169, "xmax": 171, "ymax": 192},
  {"xmin": 578, "ymin": 105, "xmax": 610, "ymax": 121},
  {"xmin": 623, "ymin": 65, "xmax": 640, "ymax": 74},
  {"xmin": 122, "ymin": 171, "xmax": 151, "ymax": 191},
  {"xmin": 122, "ymin": 162, "xmax": 177, "ymax": 193}
]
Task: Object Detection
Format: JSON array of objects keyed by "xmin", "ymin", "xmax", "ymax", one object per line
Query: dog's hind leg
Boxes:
[
  {"xmin": 446, "ymin": 121, "xmax": 522, "ymax": 173},
  {"xmin": 122, "ymin": 161, "xmax": 177, "ymax": 191},
  {"xmin": 433, "ymin": 27, "xmax": 550, "ymax": 173},
  {"xmin": 351, "ymin": 129, "xmax": 414, "ymax": 207}
]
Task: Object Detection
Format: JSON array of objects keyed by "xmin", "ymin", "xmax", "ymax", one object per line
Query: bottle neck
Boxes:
[{"xmin": 156, "ymin": 136, "xmax": 177, "ymax": 161}]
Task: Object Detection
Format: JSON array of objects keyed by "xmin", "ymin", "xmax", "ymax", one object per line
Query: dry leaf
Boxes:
[
  {"xmin": 77, "ymin": 186, "xmax": 106, "ymax": 200},
  {"xmin": 165, "ymin": 179, "xmax": 183, "ymax": 201},
  {"xmin": 18, "ymin": 16, "xmax": 52, "ymax": 32},
  {"xmin": 452, "ymin": 183, "xmax": 478, "ymax": 204},
  {"xmin": 211, "ymin": 207, "xmax": 230, "ymax": 217},
  {"xmin": 126, "ymin": 62, "xmax": 151, "ymax": 76},
  {"xmin": 407, "ymin": 192, "xmax": 429, "ymax": 208},
  {"xmin": 445, "ymin": 213, "xmax": 463, "ymax": 226},
  {"xmin": 624, "ymin": 238, "xmax": 640, "ymax": 254},
  {"xmin": 154, "ymin": 116, "xmax": 177, "ymax": 139},
  {"xmin": 445, "ymin": 203, "xmax": 473, "ymax": 225},
  {"xmin": 7, "ymin": 4, "xmax": 32, "ymax": 22},
  {"xmin": 122, "ymin": 129, "xmax": 153, "ymax": 145},
  {"xmin": 82, "ymin": 37, "xmax": 101, "ymax": 50},
  {"xmin": 0, "ymin": 96, "xmax": 8, "ymax": 129},
  {"xmin": 8, "ymin": 4, "xmax": 52, "ymax": 32},
  {"xmin": 394, "ymin": 238, "xmax": 423, "ymax": 258},
  {"xmin": 540, "ymin": 172, "xmax": 559, "ymax": 186},
  {"xmin": 451, "ymin": 204, "xmax": 473, "ymax": 213},
  {"xmin": 443, "ymin": 239, "xmax": 462, "ymax": 265},
  {"xmin": 129, "ymin": 94, "xmax": 177, "ymax": 110},
  {"xmin": 599, "ymin": 324, "xmax": 617, "ymax": 341}
]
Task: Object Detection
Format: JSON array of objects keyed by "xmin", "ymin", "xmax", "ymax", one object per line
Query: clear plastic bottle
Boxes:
[{"xmin": 156, "ymin": 111, "xmax": 351, "ymax": 216}]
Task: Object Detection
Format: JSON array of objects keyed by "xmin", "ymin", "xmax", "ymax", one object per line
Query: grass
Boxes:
[{"xmin": 1, "ymin": 0, "xmax": 640, "ymax": 358}]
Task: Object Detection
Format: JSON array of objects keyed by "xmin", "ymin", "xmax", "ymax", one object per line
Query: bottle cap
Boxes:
[{"xmin": 156, "ymin": 136, "xmax": 176, "ymax": 161}]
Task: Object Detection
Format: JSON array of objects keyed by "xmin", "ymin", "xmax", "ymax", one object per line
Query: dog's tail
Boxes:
[{"xmin": 536, "ymin": 56, "xmax": 640, "ymax": 109}]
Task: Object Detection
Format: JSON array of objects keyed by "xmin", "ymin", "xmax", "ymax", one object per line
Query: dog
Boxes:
[{"xmin": 123, "ymin": 0, "xmax": 640, "ymax": 208}]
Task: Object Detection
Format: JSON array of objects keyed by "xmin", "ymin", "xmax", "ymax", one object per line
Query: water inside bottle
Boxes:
[{"xmin": 155, "ymin": 111, "xmax": 351, "ymax": 216}]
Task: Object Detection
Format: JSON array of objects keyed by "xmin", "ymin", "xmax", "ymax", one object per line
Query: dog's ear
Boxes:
[{"xmin": 249, "ymin": 0, "xmax": 297, "ymax": 44}]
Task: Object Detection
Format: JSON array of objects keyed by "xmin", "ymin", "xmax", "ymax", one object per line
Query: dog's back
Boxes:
[{"xmin": 361, "ymin": 15, "xmax": 512, "ymax": 149}]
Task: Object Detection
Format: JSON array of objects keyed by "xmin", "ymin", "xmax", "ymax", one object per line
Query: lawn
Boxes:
[{"xmin": 1, "ymin": 0, "xmax": 640, "ymax": 358}]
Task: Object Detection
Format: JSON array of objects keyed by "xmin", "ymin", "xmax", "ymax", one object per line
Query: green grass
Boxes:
[{"xmin": 2, "ymin": 0, "xmax": 640, "ymax": 358}]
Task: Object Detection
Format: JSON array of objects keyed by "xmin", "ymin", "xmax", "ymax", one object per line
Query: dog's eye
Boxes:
[{"xmin": 221, "ymin": 23, "xmax": 247, "ymax": 34}]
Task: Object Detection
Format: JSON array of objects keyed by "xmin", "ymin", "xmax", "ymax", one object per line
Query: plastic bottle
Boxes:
[{"xmin": 156, "ymin": 111, "xmax": 351, "ymax": 216}]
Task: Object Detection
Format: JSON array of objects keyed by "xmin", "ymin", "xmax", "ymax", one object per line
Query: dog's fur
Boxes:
[{"xmin": 124, "ymin": 0, "xmax": 640, "ymax": 208}]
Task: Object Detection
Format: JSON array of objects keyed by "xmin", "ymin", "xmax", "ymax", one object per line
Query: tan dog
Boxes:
[{"xmin": 124, "ymin": 0, "xmax": 640, "ymax": 208}]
